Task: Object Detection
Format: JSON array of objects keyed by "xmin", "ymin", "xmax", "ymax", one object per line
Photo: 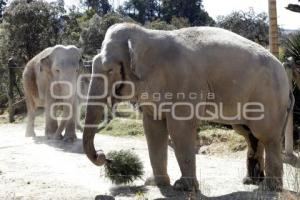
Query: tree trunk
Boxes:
[{"xmin": 268, "ymin": 0, "xmax": 279, "ymax": 58}]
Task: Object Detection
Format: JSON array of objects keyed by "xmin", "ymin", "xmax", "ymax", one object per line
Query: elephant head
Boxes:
[
  {"xmin": 83, "ymin": 23, "xmax": 146, "ymax": 166},
  {"xmin": 40, "ymin": 45, "xmax": 82, "ymax": 101}
]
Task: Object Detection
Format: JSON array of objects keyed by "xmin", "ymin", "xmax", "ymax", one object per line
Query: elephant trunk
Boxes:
[{"xmin": 83, "ymin": 76, "xmax": 107, "ymax": 166}]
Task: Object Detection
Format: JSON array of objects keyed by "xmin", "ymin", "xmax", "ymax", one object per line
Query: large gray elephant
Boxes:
[
  {"xmin": 83, "ymin": 23, "xmax": 293, "ymax": 191},
  {"xmin": 23, "ymin": 45, "xmax": 82, "ymax": 142}
]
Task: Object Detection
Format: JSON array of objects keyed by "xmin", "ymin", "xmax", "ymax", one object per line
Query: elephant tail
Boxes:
[
  {"xmin": 23, "ymin": 66, "xmax": 39, "ymax": 110},
  {"xmin": 281, "ymin": 90, "xmax": 295, "ymax": 142}
]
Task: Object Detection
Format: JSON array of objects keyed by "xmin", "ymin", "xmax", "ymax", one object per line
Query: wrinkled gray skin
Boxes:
[
  {"xmin": 23, "ymin": 45, "xmax": 82, "ymax": 142},
  {"xmin": 83, "ymin": 23, "xmax": 293, "ymax": 191}
]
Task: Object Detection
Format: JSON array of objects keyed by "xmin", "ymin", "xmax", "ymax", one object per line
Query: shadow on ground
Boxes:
[
  {"xmin": 95, "ymin": 185, "xmax": 300, "ymax": 200},
  {"xmin": 33, "ymin": 136, "xmax": 84, "ymax": 154}
]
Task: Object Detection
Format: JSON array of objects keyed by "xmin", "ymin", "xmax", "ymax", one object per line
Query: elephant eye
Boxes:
[{"xmin": 55, "ymin": 69, "xmax": 60, "ymax": 73}]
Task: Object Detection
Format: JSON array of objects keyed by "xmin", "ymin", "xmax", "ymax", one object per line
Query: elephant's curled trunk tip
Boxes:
[
  {"xmin": 83, "ymin": 129, "xmax": 107, "ymax": 166},
  {"xmin": 95, "ymin": 150, "xmax": 107, "ymax": 166}
]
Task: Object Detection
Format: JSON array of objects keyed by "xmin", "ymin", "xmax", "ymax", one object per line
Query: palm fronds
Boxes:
[{"xmin": 284, "ymin": 32, "xmax": 300, "ymax": 64}]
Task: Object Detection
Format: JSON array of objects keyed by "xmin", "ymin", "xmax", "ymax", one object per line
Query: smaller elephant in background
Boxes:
[{"xmin": 23, "ymin": 45, "xmax": 82, "ymax": 142}]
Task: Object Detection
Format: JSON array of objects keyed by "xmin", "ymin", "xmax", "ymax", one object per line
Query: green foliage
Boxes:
[
  {"xmin": 123, "ymin": 0, "xmax": 159, "ymax": 23},
  {"xmin": 100, "ymin": 118, "xmax": 144, "ymax": 136},
  {"xmin": 284, "ymin": 32, "xmax": 300, "ymax": 63},
  {"xmin": 146, "ymin": 17, "xmax": 190, "ymax": 30},
  {"xmin": 0, "ymin": 0, "xmax": 64, "ymax": 101},
  {"xmin": 0, "ymin": 24, "xmax": 8, "ymax": 96},
  {"xmin": 105, "ymin": 150, "xmax": 144, "ymax": 184},
  {"xmin": 161, "ymin": 0, "xmax": 214, "ymax": 26},
  {"xmin": 80, "ymin": 12, "xmax": 134, "ymax": 56},
  {"xmin": 122, "ymin": 0, "xmax": 214, "ymax": 26},
  {"xmin": 3, "ymin": 0, "xmax": 62, "ymax": 63},
  {"xmin": 170, "ymin": 16, "xmax": 190, "ymax": 29},
  {"xmin": 217, "ymin": 8, "xmax": 269, "ymax": 46},
  {"xmin": 279, "ymin": 47, "xmax": 286, "ymax": 63},
  {"xmin": 80, "ymin": 14, "xmax": 103, "ymax": 55},
  {"xmin": 83, "ymin": 0, "xmax": 111, "ymax": 16},
  {"xmin": 146, "ymin": 19, "xmax": 176, "ymax": 30},
  {"xmin": 60, "ymin": 7, "xmax": 82, "ymax": 45},
  {"xmin": 0, "ymin": 0, "xmax": 7, "ymax": 20}
]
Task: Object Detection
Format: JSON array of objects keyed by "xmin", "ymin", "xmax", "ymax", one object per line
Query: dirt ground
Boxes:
[{"xmin": 0, "ymin": 122, "xmax": 300, "ymax": 200}]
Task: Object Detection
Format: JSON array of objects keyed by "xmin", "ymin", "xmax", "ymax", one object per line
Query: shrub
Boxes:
[
  {"xmin": 105, "ymin": 150, "xmax": 144, "ymax": 184},
  {"xmin": 284, "ymin": 31, "xmax": 300, "ymax": 63},
  {"xmin": 80, "ymin": 12, "xmax": 135, "ymax": 56},
  {"xmin": 145, "ymin": 19, "xmax": 176, "ymax": 30}
]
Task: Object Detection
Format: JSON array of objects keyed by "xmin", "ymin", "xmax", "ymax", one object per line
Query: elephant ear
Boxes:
[
  {"xmin": 127, "ymin": 39, "xmax": 144, "ymax": 81},
  {"xmin": 67, "ymin": 45, "xmax": 83, "ymax": 60},
  {"xmin": 39, "ymin": 48, "xmax": 54, "ymax": 72},
  {"xmin": 128, "ymin": 39, "xmax": 137, "ymax": 73}
]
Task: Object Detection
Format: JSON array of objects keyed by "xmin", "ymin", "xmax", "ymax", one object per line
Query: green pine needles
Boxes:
[
  {"xmin": 284, "ymin": 32, "xmax": 300, "ymax": 63},
  {"xmin": 104, "ymin": 150, "xmax": 144, "ymax": 185}
]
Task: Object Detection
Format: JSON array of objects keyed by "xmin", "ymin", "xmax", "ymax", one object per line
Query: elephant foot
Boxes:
[
  {"xmin": 25, "ymin": 131, "xmax": 36, "ymax": 137},
  {"xmin": 53, "ymin": 133, "xmax": 63, "ymax": 140},
  {"xmin": 244, "ymin": 157, "xmax": 264, "ymax": 185},
  {"xmin": 145, "ymin": 175, "xmax": 170, "ymax": 187},
  {"xmin": 63, "ymin": 134, "xmax": 77, "ymax": 143},
  {"xmin": 46, "ymin": 133, "xmax": 55, "ymax": 140},
  {"xmin": 259, "ymin": 179, "xmax": 283, "ymax": 192},
  {"xmin": 243, "ymin": 176, "xmax": 262, "ymax": 185},
  {"xmin": 173, "ymin": 177, "xmax": 199, "ymax": 191},
  {"xmin": 243, "ymin": 171, "xmax": 264, "ymax": 185}
]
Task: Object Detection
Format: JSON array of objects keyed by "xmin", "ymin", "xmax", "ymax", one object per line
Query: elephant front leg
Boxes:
[
  {"xmin": 64, "ymin": 119, "xmax": 77, "ymax": 142},
  {"xmin": 45, "ymin": 100, "xmax": 58, "ymax": 139},
  {"xmin": 63, "ymin": 104, "xmax": 77, "ymax": 143},
  {"xmin": 25, "ymin": 110, "xmax": 36, "ymax": 137},
  {"xmin": 167, "ymin": 116, "xmax": 199, "ymax": 191},
  {"xmin": 53, "ymin": 119, "xmax": 66, "ymax": 140},
  {"xmin": 143, "ymin": 113, "xmax": 170, "ymax": 187}
]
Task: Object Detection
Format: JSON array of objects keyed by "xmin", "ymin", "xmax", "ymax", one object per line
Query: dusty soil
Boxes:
[{"xmin": 0, "ymin": 122, "xmax": 299, "ymax": 200}]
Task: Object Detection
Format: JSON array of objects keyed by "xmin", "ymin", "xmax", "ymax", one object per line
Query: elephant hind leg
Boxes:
[
  {"xmin": 262, "ymin": 139, "xmax": 283, "ymax": 191},
  {"xmin": 23, "ymin": 68, "xmax": 38, "ymax": 137},
  {"xmin": 63, "ymin": 104, "xmax": 77, "ymax": 143},
  {"xmin": 248, "ymin": 119, "xmax": 284, "ymax": 191},
  {"xmin": 232, "ymin": 125, "xmax": 265, "ymax": 185},
  {"xmin": 44, "ymin": 98, "xmax": 58, "ymax": 138}
]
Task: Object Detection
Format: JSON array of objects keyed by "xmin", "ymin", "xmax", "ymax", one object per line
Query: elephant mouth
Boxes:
[
  {"xmin": 114, "ymin": 63, "xmax": 126, "ymax": 97},
  {"xmin": 115, "ymin": 83, "xmax": 124, "ymax": 97}
]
